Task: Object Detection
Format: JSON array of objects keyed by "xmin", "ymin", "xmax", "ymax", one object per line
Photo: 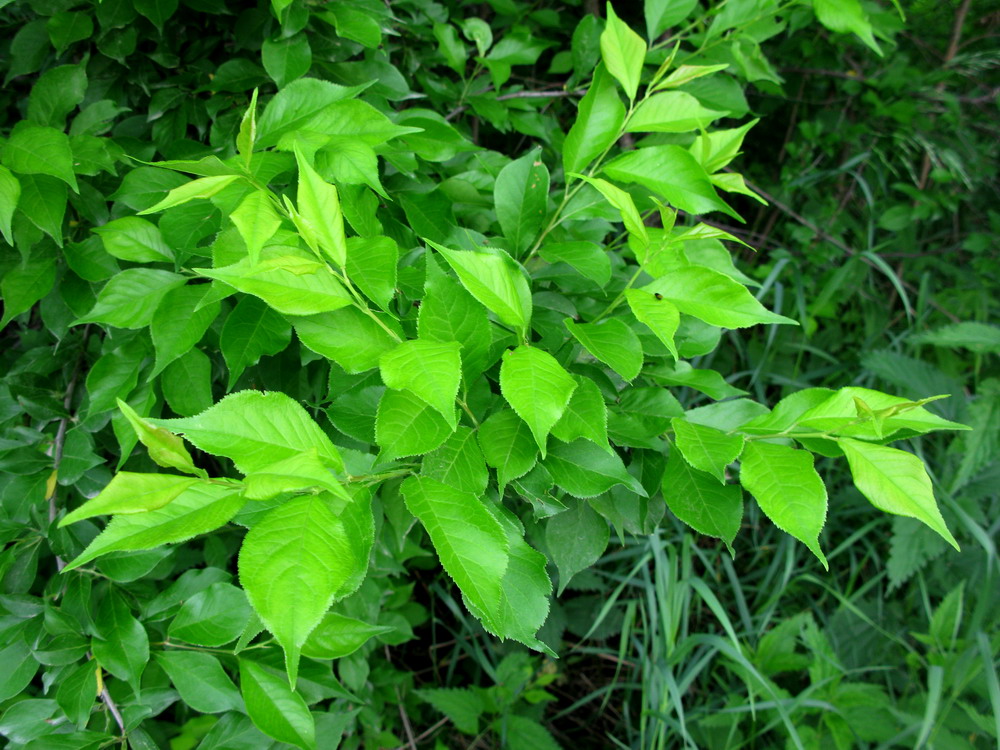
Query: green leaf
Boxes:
[
  {"xmin": 162, "ymin": 348, "xmax": 214, "ymax": 417},
  {"xmin": 671, "ymin": 418, "xmax": 744, "ymax": 482},
  {"xmin": 539, "ymin": 241, "xmax": 612, "ymax": 287},
  {"xmin": 0, "ymin": 639, "xmax": 37, "ymax": 703},
  {"xmin": 56, "ymin": 662, "xmax": 97, "ymax": 728},
  {"xmin": 16, "ymin": 174, "xmax": 65, "ymax": 244},
  {"xmin": 495, "ymin": 149, "xmax": 550, "ymax": 255},
  {"xmin": 418, "ymin": 255, "xmax": 492, "ymax": 380},
  {"xmin": 626, "ymin": 289, "xmax": 680, "ymax": 359},
  {"xmin": 46, "ymin": 13, "xmax": 93, "ymax": 55},
  {"xmin": 220, "ymin": 296, "xmax": 292, "ymax": 389},
  {"xmin": 169, "ymin": 583, "xmax": 252, "ymax": 647},
  {"xmin": 649, "ymin": 361, "xmax": 746, "ymax": 400},
  {"xmin": 571, "ymin": 175, "xmax": 647, "ymax": 245},
  {"xmin": 478, "ymin": 409, "xmax": 538, "ymax": 490},
  {"xmin": 92, "ymin": 590, "xmax": 148, "ymax": 692},
  {"xmin": 600, "ymin": 3, "xmax": 647, "ymax": 100},
  {"xmin": 197, "ymin": 253, "xmax": 353, "ymax": 317},
  {"xmin": 137, "ymin": 175, "xmax": 243, "ymax": 214},
  {"xmin": 380, "ymin": 339, "xmax": 461, "ymax": 428},
  {"xmin": 545, "ymin": 439, "xmax": 647, "ymax": 498},
  {"xmin": 0, "ymin": 165, "xmax": 19, "ymax": 244},
  {"xmin": 739, "ymin": 441, "xmax": 829, "ymax": 567},
  {"xmin": 262, "ymin": 34, "xmax": 312, "ymax": 88},
  {"xmin": 911, "ymin": 322, "xmax": 1000, "ymax": 354},
  {"xmin": 689, "ymin": 120, "xmax": 759, "ymax": 173},
  {"xmin": 422, "ymin": 426, "xmax": 489, "ymax": 495},
  {"xmin": 551, "ymin": 375, "xmax": 609, "ymax": 448},
  {"xmin": 63, "ymin": 483, "xmax": 246, "ymax": 571},
  {"xmin": 645, "ymin": 0, "xmax": 699, "ymax": 39},
  {"xmin": 564, "ymin": 318, "xmax": 644, "ymax": 381},
  {"xmin": 546, "ymin": 498, "xmax": 609, "ymax": 594},
  {"xmin": 375, "ymin": 388, "xmax": 454, "ymax": 461},
  {"xmin": 75, "ymin": 269, "xmax": 187, "ymax": 329},
  {"xmin": 151, "ymin": 390, "xmax": 345, "ymax": 474},
  {"xmin": 293, "ymin": 306, "xmax": 402, "ymax": 374},
  {"xmin": 237, "ymin": 89, "xmax": 259, "ymax": 170},
  {"xmin": 402, "ymin": 476, "xmax": 509, "ymax": 633},
  {"xmin": 430, "ymin": 240, "xmax": 532, "ymax": 337},
  {"xmin": 346, "ymin": 235, "xmax": 397, "ymax": 311},
  {"xmin": 661, "ymin": 450, "xmax": 742, "ymax": 554},
  {"xmin": 256, "ymin": 78, "xmax": 370, "ymax": 149},
  {"xmin": 416, "ymin": 688, "xmax": 484, "ymax": 735},
  {"xmin": 839, "ymin": 438, "xmax": 959, "ymax": 550},
  {"xmin": 0, "ymin": 256, "xmax": 56, "ymax": 329},
  {"xmin": 60, "ymin": 473, "xmax": 199, "ymax": 526},
  {"xmin": 643, "ymin": 266, "xmax": 795, "ymax": 328},
  {"xmin": 503, "ymin": 715, "xmax": 563, "ymax": 750},
  {"xmin": 155, "ymin": 651, "xmax": 243, "ymax": 714},
  {"xmin": 301, "ymin": 612, "xmax": 393, "ymax": 660},
  {"xmin": 462, "ymin": 17, "xmax": 493, "ymax": 56},
  {"xmin": 318, "ymin": 137, "xmax": 386, "ymax": 198},
  {"xmin": 627, "ymin": 91, "xmax": 727, "ymax": 133},
  {"xmin": 134, "ymin": 0, "xmax": 178, "ymax": 29},
  {"xmin": 239, "ymin": 494, "xmax": 361, "ymax": 686},
  {"xmin": 93, "ymin": 217, "xmax": 172, "ymax": 263},
  {"xmin": 150, "ymin": 284, "xmax": 220, "ymax": 378},
  {"xmin": 239, "ymin": 660, "xmax": 316, "ymax": 749},
  {"xmin": 1, "ymin": 125, "xmax": 78, "ymax": 192},
  {"xmin": 500, "ymin": 345, "xmax": 577, "ymax": 456},
  {"xmin": 604, "ymin": 145, "xmax": 738, "ymax": 218},
  {"xmin": 243, "ymin": 449, "xmax": 351, "ymax": 503},
  {"xmin": 813, "ymin": 0, "xmax": 882, "ymax": 55},
  {"xmin": 293, "ymin": 145, "xmax": 347, "ymax": 267},
  {"xmin": 27, "ymin": 64, "xmax": 87, "ymax": 129},
  {"xmin": 229, "ymin": 190, "xmax": 282, "ymax": 265},
  {"xmin": 564, "ymin": 64, "xmax": 625, "ymax": 176}
]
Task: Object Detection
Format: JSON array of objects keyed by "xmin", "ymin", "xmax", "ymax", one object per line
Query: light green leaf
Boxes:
[
  {"xmin": 255, "ymin": 78, "xmax": 370, "ymax": 149},
  {"xmin": 539, "ymin": 241, "xmax": 611, "ymax": 286},
  {"xmin": 293, "ymin": 145, "xmax": 346, "ymax": 267},
  {"xmin": 430, "ymin": 240, "xmax": 532, "ymax": 337},
  {"xmin": 544, "ymin": 439, "xmax": 647, "ymax": 498},
  {"xmin": 137, "ymin": 175, "xmax": 243, "ymax": 214},
  {"xmin": 551, "ymin": 375, "xmax": 609, "ymax": 448},
  {"xmin": 645, "ymin": 0, "xmax": 699, "ymax": 39},
  {"xmin": 495, "ymin": 149, "xmax": 549, "ymax": 255},
  {"xmin": 301, "ymin": 613, "xmax": 394, "ymax": 660},
  {"xmin": 462, "ymin": 17, "xmax": 493, "ymax": 56},
  {"xmin": 380, "ymin": 339, "xmax": 461, "ymax": 428},
  {"xmin": 478, "ymin": 409, "xmax": 538, "ymax": 490},
  {"xmin": 839, "ymin": 438, "xmax": 958, "ymax": 550},
  {"xmin": 230, "ymin": 190, "xmax": 282, "ymax": 265},
  {"xmin": 563, "ymin": 64, "xmax": 626, "ymax": 176},
  {"xmin": 150, "ymin": 390, "xmax": 345, "ymax": 474},
  {"xmin": 375, "ymin": 388, "xmax": 454, "ymax": 461},
  {"xmin": 627, "ymin": 91, "xmax": 727, "ymax": 133},
  {"xmin": 93, "ymin": 217, "xmax": 173, "ymax": 263},
  {"xmin": 546, "ymin": 498, "xmax": 609, "ymax": 594},
  {"xmin": 564, "ymin": 317, "xmax": 643, "ymax": 381},
  {"xmin": 243, "ymin": 449, "xmax": 351, "ymax": 503},
  {"xmin": 643, "ymin": 265, "xmax": 796, "ymax": 328},
  {"xmin": 1, "ymin": 125, "xmax": 78, "ymax": 192},
  {"xmin": 423, "ymin": 426, "xmax": 489, "ymax": 496},
  {"xmin": 16, "ymin": 174, "xmax": 65, "ymax": 244},
  {"xmin": 661, "ymin": 450, "xmax": 742, "ymax": 554},
  {"xmin": 499, "ymin": 345, "xmax": 577, "ymax": 456},
  {"xmin": 600, "ymin": 3, "xmax": 646, "ymax": 100},
  {"xmin": 402, "ymin": 476, "xmax": 509, "ymax": 632},
  {"xmin": 813, "ymin": 0, "xmax": 882, "ymax": 55},
  {"xmin": 604, "ymin": 145, "xmax": 738, "ymax": 218},
  {"xmin": 239, "ymin": 660, "xmax": 316, "ymax": 749},
  {"xmin": 648, "ymin": 361, "xmax": 747, "ymax": 400},
  {"xmin": 168, "ymin": 583, "xmax": 251, "ymax": 647},
  {"xmin": 346, "ymin": 235, "xmax": 397, "ymax": 311},
  {"xmin": 237, "ymin": 88, "xmax": 259, "ymax": 170},
  {"xmin": 75, "ymin": 269, "xmax": 187, "ymax": 329},
  {"xmin": 0, "ymin": 165, "xmax": 19, "ymax": 244},
  {"xmin": 570, "ymin": 175, "xmax": 647, "ymax": 245},
  {"xmin": 62, "ymin": 484, "xmax": 246, "ymax": 571},
  {"xmin": 318, "ymin": 137, "xmax": 386, "ymax": 198},
  {"xmin": 671, "ymin": 418, "xmax": 744, "ymax": 482},
  {"xmin": 739, "ymin": 441, "xmax": 829, "ymax": 567},
  {"xmin": 239, "ymin": 493, "xmax": 360, "ymax": 687},
  {"xmin": 197, "ymin": 253, "xmax": 353, "ymax": 317},
  {"xmin": 220, "ymin": 296, "xmax": 291, "ymax": 389},
  {"xmin": 117, "ymin": 399, "xmax": 204, "ymax": 477},
  {"xmin": 155, "ymin": 652, "xmax": 243, "ymax": 714},
  {"xmin": 293, "ymin": 306, "xmax": 402, "ymax": 374},
  {"xmin": 59, "ymin": 473, "xmax": 199, "ymax": 526},
  {"xmin": 626, "ymin": 288, "xmax": 680, "ymax": 358}
]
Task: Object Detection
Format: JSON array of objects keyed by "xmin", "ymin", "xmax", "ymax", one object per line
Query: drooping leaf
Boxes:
[
  {"xmin": 569, "ymin": 174, "xmax": 648, "ymax": 245},
  {"xmin": 625, "ymin": 289, "xmax": 680, "ymax": 359},
  {"xmin": 300, "ymin": 613, "xmax": 393, "ymax": 660},
  {"xmin": 423, "ymin": 426, "xmax": 489, "ymax": 495},
  {"xmin": 293, "ymin": 306, "xmax": 402, "ymax": 374},
  {"xmin": 499, "ymin": 345, "xmax": 577, "ymax": 456},
  {"xmin": 739, "ymin": 441, "xmax": 829, "ymax": 567},
  {"xmin": 59, "ymin": 473, "xmax": 199, "ymax": 526},
  {"xmin": 375, "ymin": 388, "xmax": 454, "ymax": 461},
  {"xmin": 117, "ymin": 399, "xmax": 204, "ymax": 477},
  {"xmin": 137, "ymin": 175, "xmax": 243, "ymax": 214},
  {"xmin": 380, "ymin": 339, "xmax": 461, "ymax": 428},
  {"xmin": 564, "ymin": 64, "xmax": 625, "ymax": 176},
  {"xmin": 74, "ymin": 269, "xmax": 187, "ymax": 329},
  {"xmin": 229, "ymin": 190, "xmax": 282, "ymax": 265},
  {"xmin": 627, "ymin": 91, "xmax": 727, "ymax": 133},
  {"xmin": 219, "ymin": 296, "xmax": 292, "ymax": 389},
  {"xmin": 155, "ymin": 651, "xmax": 243, "ymax": 714},
  {"xmin": 546, "ymin": 498, "xmax": 609, "ymax": 594},
  {"xmin": 661, "ymin": 450, "xmax": 742, "ymax": 554},
  {"xmin": 671, "ymin": 418, "xmax": 744, "ymax": 482},
  {"xmin": 293, "ymin": 145, "xmax": 347, "ymax": 267},
  {"xmin": 551, "ymin": 375, "xmax": 609, "ymax": 448},
  {"xmin": 239, "ymin": 660, "xmax": 316, "ymax": 749},
  {"xmin": 242, "ymin": 449, "xmax": 351, "ymax": 503},
  {"xmin": 600, "ymin": 3, "xmax": 646, "ymax": 100},
  {"xmin": 564, "ymin": 317, "xmax": 644, "ymax": 381},
  {"xmin": 478, "ymin": 409, "xmax": 538, "ymax": 490},
  {"xmin": 92, "ymin": 590, "xmax": 148, "ymax": 692},
  {"xmin": 1, "ymin": 125, "xmax": 78, "ymax": 191},
  {"xmin": 544, "ymin": 439, "xmax": 647, "ymax": 498},
  {"xmin": 494, "ymin": 149, "xmax": 549, "ymax": 255}
]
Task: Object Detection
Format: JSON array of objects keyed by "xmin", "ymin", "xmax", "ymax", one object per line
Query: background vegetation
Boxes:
[{"xmin": 0, "ymin": 0, "xmax": 998, "ymax": 748}]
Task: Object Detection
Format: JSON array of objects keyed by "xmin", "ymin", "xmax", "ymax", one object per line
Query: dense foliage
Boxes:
[{"xmin": 0, "ymin": 0, "xmax": 997, "ymax": 748}]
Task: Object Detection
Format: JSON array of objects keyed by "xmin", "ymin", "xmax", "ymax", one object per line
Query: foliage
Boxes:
[{"xmin": 0, "ymin": 0, "xmax": 996, "ymax": 748}]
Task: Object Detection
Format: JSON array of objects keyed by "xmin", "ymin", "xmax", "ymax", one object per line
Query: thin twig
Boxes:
[
  {"xmin": 396, "ymin": 686, "xmax": 418, "ymax": 750},
  {"xmin": 100, "ymin": 685, "xmax": 127, "ymax": 737},
  {"xmin": 393, "ymin": 717, "xmax": 449, "ymax": 750},
  {"xmin": 446, "ymin": 87, "xmax": 584, "ymax": 120}
]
